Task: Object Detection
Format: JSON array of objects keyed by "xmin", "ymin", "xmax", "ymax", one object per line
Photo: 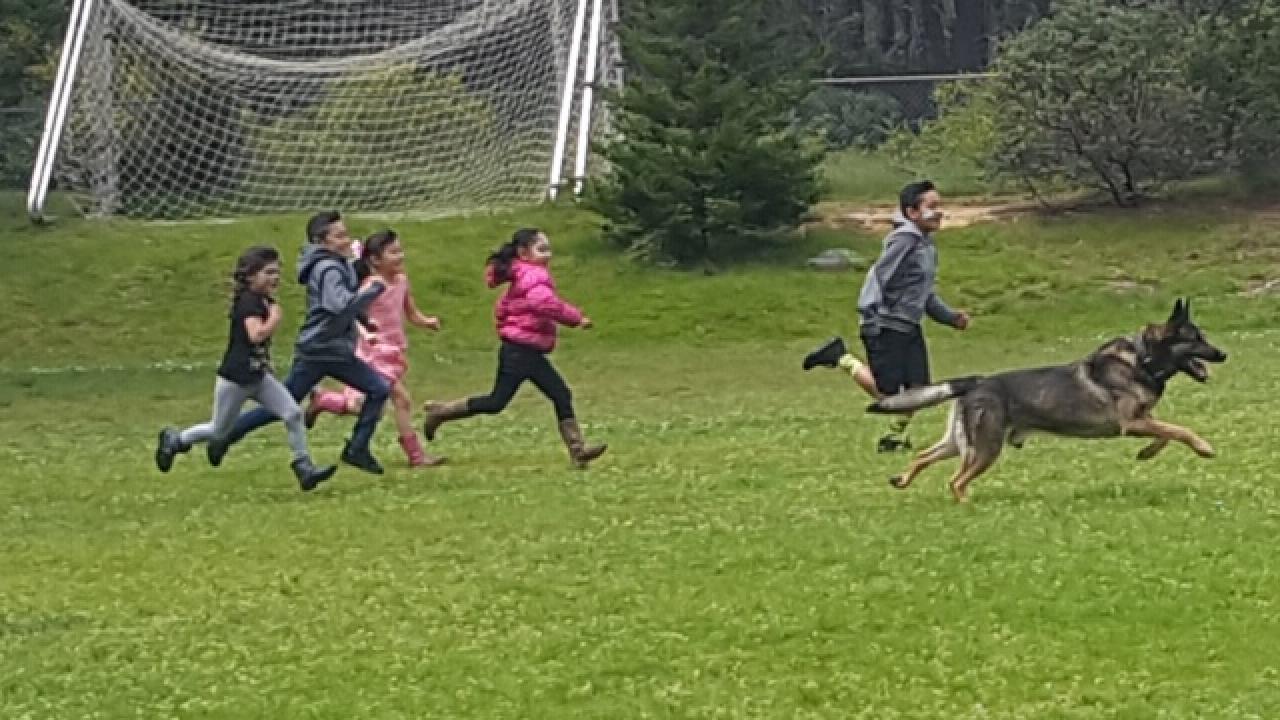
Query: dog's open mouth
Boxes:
[{"xmin": 1188, "ymin": 358, "xmax": 1210, "ymax": 382}]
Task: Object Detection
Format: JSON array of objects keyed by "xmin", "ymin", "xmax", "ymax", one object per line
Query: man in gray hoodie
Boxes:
[
  {"xmin": 802, "ymin": 180, "xmax": 970, "ymax": 452},
  {"xmin": 209, "ymin": 211, "xmax": 391, "ymax": 474}
]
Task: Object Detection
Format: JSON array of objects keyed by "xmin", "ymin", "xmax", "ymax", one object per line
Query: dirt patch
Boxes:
[
  {"xmin": 1240, "ymin": 278, "xmax": 1280, "ymax": 297},
  {"xmin": 1105, "ymin": 279, "xmax": 1157, "ymax": 294},
  {"xmin": 810, "ymin": 196, "xmax": 1084, "ymax": 232},
  {"xmin": 812, "ymin": 195, "xmax": 1280, "ymax": 233}
]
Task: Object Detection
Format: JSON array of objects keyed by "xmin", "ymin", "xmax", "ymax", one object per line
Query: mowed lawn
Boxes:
[{"xmin": 2, "ymin": 194, "xmax": 1280, "ymax": 718}]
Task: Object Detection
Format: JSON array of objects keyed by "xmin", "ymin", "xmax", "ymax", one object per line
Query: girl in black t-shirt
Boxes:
[{"xmin": 155, "ymin": 246, "xmax": 337, "ymax": 491}]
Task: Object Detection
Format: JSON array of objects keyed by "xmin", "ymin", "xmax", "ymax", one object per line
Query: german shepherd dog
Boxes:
[{"xmin": 867, "ymin": 299, "xmax": 1227, "ymax": 502}]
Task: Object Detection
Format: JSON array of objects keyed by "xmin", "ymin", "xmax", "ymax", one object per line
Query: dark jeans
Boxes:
[
  {"xmin": 467, "ymin": 341, "xmax": 575, "ymax": 421},
  {"xmin": 224, "ymin": 355, "xmax": 390, "ymax": 453}
]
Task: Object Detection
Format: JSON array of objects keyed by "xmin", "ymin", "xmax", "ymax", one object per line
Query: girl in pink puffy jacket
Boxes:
[{"xmin": 420, "ymin": 228, "xmax": 607, "ymax": 468}]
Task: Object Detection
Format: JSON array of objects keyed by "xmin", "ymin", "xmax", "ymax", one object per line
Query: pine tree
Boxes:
[{"xmin": 585, "ymin": 0, "xmax": 826, "ymax": 268}]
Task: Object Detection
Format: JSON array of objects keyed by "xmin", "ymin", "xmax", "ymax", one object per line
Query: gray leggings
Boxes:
[{"xmin": 180, "ymin": 375, "xmax": 309, "ymax": 461}]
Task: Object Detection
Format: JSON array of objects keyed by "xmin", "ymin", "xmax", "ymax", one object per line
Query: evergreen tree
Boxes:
[
  {"xmin": 1, "ymin": 0, "xmax": 66, "ymax": 189},
  {"xmin": 585, "ymin": 0, "xmax": 826, "ymax": 268}
]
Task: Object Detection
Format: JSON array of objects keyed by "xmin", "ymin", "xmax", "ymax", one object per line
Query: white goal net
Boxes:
[{"xmin": 46, "ymin": 0, "xmax": 600, "ymax": 219}]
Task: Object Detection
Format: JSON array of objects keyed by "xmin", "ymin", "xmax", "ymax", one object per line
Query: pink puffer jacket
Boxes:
[{"xmin": 487, "ymin": 260, "xmax": 583, "ymax": 352}]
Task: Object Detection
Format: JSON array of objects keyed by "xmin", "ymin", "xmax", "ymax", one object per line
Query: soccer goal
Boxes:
[{"xmin": 27, "ymin": 0, "xmax": 620, "ymax": 222}]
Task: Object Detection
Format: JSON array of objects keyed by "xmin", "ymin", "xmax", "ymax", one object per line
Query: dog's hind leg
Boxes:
[
  {"xmin": 949, "ymin": 400, "xmax": 1006, "ymax": 503},
  {"xmin": 1136, "ymin": 438, "xmax": 1169, "ymax": 461},
  {"xmin": 890, "ymin": 404, "xmax": 961, "ymax": 489},
  {"xmin": 949, "ymin": 449, "xmax": 1001, "ymax": 503},
  {"xmin": 891, "ymin": 440, "xmax": 958, "ymax": 489}
]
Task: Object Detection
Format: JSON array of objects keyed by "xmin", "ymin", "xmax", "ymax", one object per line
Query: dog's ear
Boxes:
[
  {"xmin": 1184, "ymin": 297, "xmax": 1193, "ymax": 319},
  {"xmin": 1168, "ymin": 298, "xmax": 1187, "ymax": 325}
]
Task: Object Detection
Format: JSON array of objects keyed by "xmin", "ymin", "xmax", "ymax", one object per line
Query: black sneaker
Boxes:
[
  {"xmin": 207, "ymin": 438, "xmax": 229, "ymax": 467},
  {"xmin": 292, "ymin": 457, "xmax": 338, "ymax": 492},
  {"xmin": 802, "ymin": 336, "xmax": 847, "ymax": 371},
  {"xmin": 877, "ymin": 434, "xmax": 912, "ymax": 453},
  {"xmin": 155, "ymin": 427, "xmax": 188, "ymax": 473},
  {"xmin": 341, "ymin": 441, "xmax": 384, "ymax": 475}
]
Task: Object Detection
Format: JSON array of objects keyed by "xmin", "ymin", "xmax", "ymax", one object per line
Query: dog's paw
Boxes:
[
  {"xmin": 889, "ymin": 475, "xmax": 910, "ymax": 489},
  {"xmin": 1192, "ymin": 440, "xmax": 1216, "ymax": 459}
]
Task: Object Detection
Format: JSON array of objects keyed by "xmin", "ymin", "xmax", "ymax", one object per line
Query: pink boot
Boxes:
[
  {"xmin": 305, "ymin": 390, "xmax": 349, "ymax": 429},
  {"xmin": 399, "ymin": 432, "xmax": 446, "ymax": 468}
]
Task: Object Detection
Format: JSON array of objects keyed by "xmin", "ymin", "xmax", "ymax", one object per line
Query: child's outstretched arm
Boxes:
[
  {"xmin": 526, "ymin": 283, "xmax": 584, "ymax": 327},
  {"xmin": 926, "ymin": 293, "xmax": 970, "ymax": 330},
  {"xmin": 402, "ymin": 280, "xmax": 441, "ymax": 331},
  {"xmin": 925, "ymin": 293, "xmax": 958, "ymax": 326},
  {"xmin": 315, "ymin": 266, "xmax": 385, "ymax": 323}
]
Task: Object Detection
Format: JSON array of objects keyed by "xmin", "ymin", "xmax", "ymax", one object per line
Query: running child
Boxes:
[
  {"xmin": 419, "ymin": 227, "xmax": 607, "ymax": 468},
  {"xmin": 802, "ymin": 180, "xmax": 971, "ymax": 452},
  {"xmin": 155, "ymin": 245, "xmax": 337, "ymax": 491},
  {"xmin": 304, "ymin": 229, "xmax": 446, "ymax": 468},
  {"xmin": 207, "ymin": 211, "xmax": 392, "ymax": 474}
]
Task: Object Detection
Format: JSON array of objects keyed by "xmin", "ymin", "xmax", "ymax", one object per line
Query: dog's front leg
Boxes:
[{"xmin": 1123, "ymin": 416, "xmax": 1216, "ymax": 458}]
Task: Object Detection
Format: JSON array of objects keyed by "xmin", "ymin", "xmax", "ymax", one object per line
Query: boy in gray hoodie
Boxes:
[
  {"xmin": 802, "ymin": 180, "xmax": 970, "ymax": 452},
  {"xmin": 209, "ymin": 211, "xmax": 392, "ymax": 474}
]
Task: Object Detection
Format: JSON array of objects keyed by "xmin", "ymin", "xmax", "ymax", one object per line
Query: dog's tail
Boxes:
[{"xmin": 866, "ymin": 376, "xmax": 983, "ymax": 414}]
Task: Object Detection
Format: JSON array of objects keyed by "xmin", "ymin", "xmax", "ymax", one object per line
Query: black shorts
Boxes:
[{"xmin": 861, "ymin": 326, "xmax": 931, "ymax": 395}]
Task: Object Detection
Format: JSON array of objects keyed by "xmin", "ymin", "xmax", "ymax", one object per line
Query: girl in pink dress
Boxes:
[{"xmin": 305, "ymin": 230, "xmax": 445, "ymax": 467}]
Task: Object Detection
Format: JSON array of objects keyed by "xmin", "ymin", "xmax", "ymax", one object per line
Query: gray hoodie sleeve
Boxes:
[
  {"xmin": 315, "ymin": 267, "xmax": 385, "ymax": 322},
  {"xmin": 925, "ymin": 293, "xmax": 959, "ymax": 326}
]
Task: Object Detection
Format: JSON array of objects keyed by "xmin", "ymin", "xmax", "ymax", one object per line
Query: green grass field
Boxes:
[
  {"xmin": 3, "ymin": 182, "xmax": 1280, "ymax": 718},
  {"xmin": 819, "ymin": 150, "xmax": 1000, "ymax": 205}
]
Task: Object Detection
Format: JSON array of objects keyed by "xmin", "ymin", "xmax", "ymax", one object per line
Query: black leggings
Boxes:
[{"xmin": 466, "ymin": 341, "xmax": 575, "ymax": 421}]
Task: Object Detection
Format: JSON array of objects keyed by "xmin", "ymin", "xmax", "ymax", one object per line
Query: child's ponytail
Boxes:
[
  {"xmin": 485, "ymin": 242, "xmax": 519, "ymax": 285},
  {"xmin": 486, "ymin": 227, "xmax": 541, "ymax": 284}
]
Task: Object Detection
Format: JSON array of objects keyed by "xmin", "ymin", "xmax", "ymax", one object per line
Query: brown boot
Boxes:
[
  {"xmin": 422, "ymin": 398, "xmax": 473, "ymax": 441},
  {"xmin": 558, "ymin": 418, "xmax": 607, "ymax": 468}
]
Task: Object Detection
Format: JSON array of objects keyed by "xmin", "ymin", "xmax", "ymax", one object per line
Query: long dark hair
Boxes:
[
  {"xmin": 354, "ymin": 229, "xmax": 399, "ymax": 281},
  {"xmin": 232, "ymin": 245, "xmax": 280, "ymax": 307},
  {"xmin": 486, "ymin": 227, "xmax": 541, "ymax": 284}
]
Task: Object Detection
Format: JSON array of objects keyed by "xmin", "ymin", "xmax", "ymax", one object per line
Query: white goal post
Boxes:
[{"xmin": 27, "ymin": 0, "xmax": 620, "ymax": 222}]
